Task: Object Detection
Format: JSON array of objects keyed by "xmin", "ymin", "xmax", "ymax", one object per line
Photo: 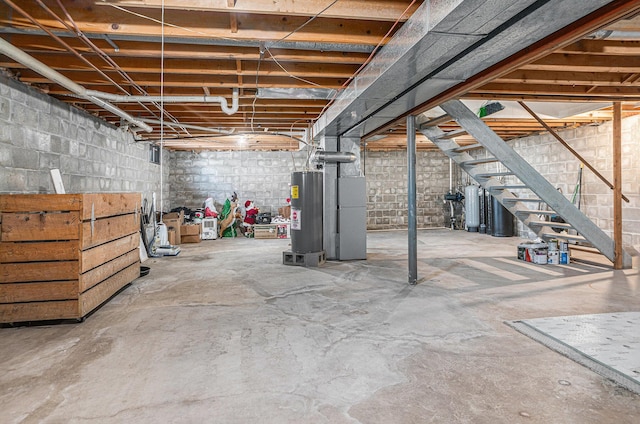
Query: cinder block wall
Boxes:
[
  {"xmin": 168, "ymin": 150, "xmax": 309, "ymax": 213},
  {"xmin": 169, "ymin": 149, "xmax": 454, "ymax": 228},
  {"xmin": 0, "ymin": 74, "xmax": 164, "ymax": 199},
  {"xmin": 471, "ymin": 115, "xmax": 640, "ymax": 250},
  {"xmin": 363, "ymin": 150, "xmax": 452, "ymax": 229}
]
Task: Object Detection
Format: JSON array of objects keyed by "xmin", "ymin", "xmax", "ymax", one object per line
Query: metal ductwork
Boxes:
[
  {"xmin": 312, "ymin": 0, "xmax": 631, "ymax": 140},
  {"xmin": 312, "ymin": 150, "xmax": 357, "ymax": 164},
  {"xmin": 0, "ymin": 37, "xmax": 153, "ymax": 133},
  {"xmin": 586, "ymin": 30, "xmax": 640, "ymax": 40}
]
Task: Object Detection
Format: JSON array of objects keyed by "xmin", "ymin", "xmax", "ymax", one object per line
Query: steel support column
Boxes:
[{"xmin": 407, "ymin": 115, "xmax": 418, "ymax": 285}]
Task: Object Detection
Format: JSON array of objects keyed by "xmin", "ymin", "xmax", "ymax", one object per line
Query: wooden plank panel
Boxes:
[
  {"xmin": 0, "ymin": 300, "xmax": 79, "ymax": 323},
  {"xmin": 0, "ymin": 194, "xmax": 81, "ymax": 212},
  {"xmin": 80, "ymin": 193, "xmax": 141, "ymax": 221},
  {"xmin": 81, "ymin": 214, "xmax": 138, "ymax": 249},
  {"xmin": 79, "ymin": 250, "xmax": 140, "ymax": 293},
  {"xmin": 0, "ymin": 281, "xmax": 78, "ymax": 303},
  {"xmin": 0, "ymin": 261, "xmax": 79, "ymax": 283},
  {"xmin": 0, "ymin": 241, "xmax": 78, "ymax": 263},
  {"xmin": 80, "ymin": 233, "xmax": 139, "ymax": 273},
  {"xmin": 79, "ymin": 263, "xmax": 139, "ymax": 317},
  {"xmin": 0, "ymin": 212, "xmax": 80, "ymax": 242},
  {"xmin": 95, "ymin": 0, "xmax": 419, "ymax": 22}
]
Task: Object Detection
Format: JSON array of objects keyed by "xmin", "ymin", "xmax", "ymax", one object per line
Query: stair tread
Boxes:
[
  {"xmin": 452, "ymin": 143, "xmax": 482, "ymax": 152},
  {"xmin": 439, "ymin": 129, "xmax": 468, "ymax": 139},
  {"xmin": 475, "ymin": 172, "xmax": 514, "ymax": 177},
  {"xmin": 515, "ymin": 210, "xmax": 557, "ymax": 215},
  {"xmin": 502, "ymin": 197, "xmax": 543, "ymax": 203},
  {"xmin": 460, "ymin": 157, "xmax": 498, "ymax": 166},
  {"xmin": 541, "ymin": 232, "xmax": 586, "ymax": 242},
  {"xmin": 490, "ymin": 185, "xmax": 529, "ymax": 190},
  {"xmin": 419, "ymin": 114, "xmax": 451, "ymax": 129},
  {"xmin": 528, "ymin": 220, "xmax": 574, "ymax": 229}
]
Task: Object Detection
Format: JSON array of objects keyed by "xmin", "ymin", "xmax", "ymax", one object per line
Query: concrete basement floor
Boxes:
[{"xmin": 1, "ymin": 229, "xmax": 639, "ymax": 423}]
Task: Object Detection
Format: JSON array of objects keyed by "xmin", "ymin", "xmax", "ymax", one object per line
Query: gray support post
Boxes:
[{"xmin": 407, "ymin": 115, "xmax": 418, "ymax": 285}]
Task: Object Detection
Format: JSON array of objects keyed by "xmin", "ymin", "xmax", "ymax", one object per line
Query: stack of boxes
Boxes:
[{"xmin": 517, "ymin": 239, "xmax": 570, "ymax": 265}]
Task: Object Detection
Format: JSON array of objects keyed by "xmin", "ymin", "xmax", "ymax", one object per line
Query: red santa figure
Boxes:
[{"xmin": 244, "ymin": 200, "xmax": 259, "ymax": 225}]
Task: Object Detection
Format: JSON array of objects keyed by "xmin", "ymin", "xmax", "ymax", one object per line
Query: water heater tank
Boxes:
[
  {"xmin": 465, "ymin": 185, "xmax": 480, "ymax": 232},
  {"xmin": 290, "ymin": 171, "xmax": 323, "ymax": 253}
]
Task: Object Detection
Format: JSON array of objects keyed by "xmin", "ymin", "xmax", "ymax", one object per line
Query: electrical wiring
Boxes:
[
  {"xmin": 100, "ymin": 1, "xmax": 237, "ymax": 42},
  {"xmin": 267, "ymin": 0, "xmax": 340, "ymax": 46},
  {"xmin": 33, "ymin": 0, "xmax": 185, "ymax": 137},
  {"xmin": 264, "ymin": 47, "xmax": 324, "ymax": 88},
  {"xmin": 251, "ymin": 0, "xmax": 340, "ymax": 134},
  {"xmin": 250, "ymin": 46, "xmax": 264, "ymax": 133},
  {"xmin": 313, "ymin": 0, "xmax": 418, "ymax": 122}
]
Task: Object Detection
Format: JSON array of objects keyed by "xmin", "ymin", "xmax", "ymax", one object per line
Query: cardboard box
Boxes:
[
  {"xmin": 181, "ymin": 235, "xmax": 202, "ymax": 244},
  {"xmin": 254, "ymin": 224, "xmax": 278, "ymax": 239},
  {"xmin": 163, "ymin": 211, "xmax": 184, "ymax": 244},
  {"xmin": 168, "ymin": 229, "xmax": 177, "ymax": 245},
  {"xmin": 278, "ymin": 205, "xmax": 291, "ymax": 219},
  {"xmin": 164, "ymin": 210, "xmax": 184, "ymax": 221},
  {"xmin": 181, "ymin": 224, "xmax": 201, "ymax": 236},
  {"xmin": 277, "ymin": 223, "xmax": 290, "ymax": 239}
]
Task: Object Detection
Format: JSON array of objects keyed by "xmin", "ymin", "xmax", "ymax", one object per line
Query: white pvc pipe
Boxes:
[
  {"xmin": 0, "ymin": 37, "xmax": 153, "ymax": 132},
  {"xmin": 138, "ymin": 118, "xmax": 234, "ymax": 135},
  {"xmin": 86, "ymin": 89, "xmax": 240, "ymax": 115}
]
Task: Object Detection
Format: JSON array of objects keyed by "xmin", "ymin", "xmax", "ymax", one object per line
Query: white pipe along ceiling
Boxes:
[
  {"xmin": 0, "ymin": 37, "xmax": 240, "ymax": 133},
  {"xmin": 312, "ymin": 0, "xmax": 625, "ymax": 141}
]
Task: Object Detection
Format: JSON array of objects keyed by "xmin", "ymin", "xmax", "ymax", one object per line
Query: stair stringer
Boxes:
[{"xmin": 420, "ymin": 100, "xmax": 631, "ymax": 268}]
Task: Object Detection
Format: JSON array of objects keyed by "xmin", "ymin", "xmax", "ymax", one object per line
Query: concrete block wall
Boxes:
[
  {"xmin": 363, "ymin": 150, "xmax": 452, "ymax": 229},
  {"xmin": 168, "ymin": 150, "xmax": 309, "ymax": 213},
  {"xmin": 0, "ymin": 74, "xmax": 165, "ymax": 200},
  {"xmin": 471, "ymin": 115, "xmax": 640, "ymax": 250}
]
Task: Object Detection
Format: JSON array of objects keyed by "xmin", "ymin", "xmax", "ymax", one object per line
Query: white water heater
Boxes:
[{"xmin": 465, "ymin": 184, "xmax": 480, "ymax": 232}]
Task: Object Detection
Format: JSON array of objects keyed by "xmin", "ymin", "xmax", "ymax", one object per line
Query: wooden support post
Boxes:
[{"xmin": 613, "ymin": 102, "xmax": 623, "ymax": 269}]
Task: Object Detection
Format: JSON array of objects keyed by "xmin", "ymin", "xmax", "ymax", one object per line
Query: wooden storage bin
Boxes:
[{"xmin": 0, "ymin": 193, "xmax": 141, "ymax": 323}]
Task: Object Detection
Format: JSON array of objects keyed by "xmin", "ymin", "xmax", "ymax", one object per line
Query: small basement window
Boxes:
[{"xmin": 149, "ymin": 145, "xmax": 161, "ymax": 164}]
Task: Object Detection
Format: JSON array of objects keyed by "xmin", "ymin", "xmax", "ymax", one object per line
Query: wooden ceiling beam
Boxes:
[
  {"xmin": 3, "ymin": 4, "xmax": 393, "ymax": 45},
  {"xmin": 474, "ymin": 82, "xmax": 640, "ymax": 97},
  {"xmin": 465, "ymin": 92, "xmax": 640, "ymax": 102},
  {"xmin": 13, "ymin": 71, "xmax": 347, "ymax": 89},
  {"xmin": 558, "ymin": 39, "xmax": 640, "ymax": 55},
  {"xmin": 493, "ymin": 69, "xmax": 639, "ymax": 86},
  {"xmin": 95, "ymin": 0, "xmax": 421, "ymax": 22},
  {"xmin": 524, "ymin": 53, "xmax": 640, "ymax": 73},
  {"xmin": 5, "ymin": 35, "xmax": 370, "ymax": 64},
  {"xmin": 0, "ymin": 55, "xmax": 359, "ymax": 78}
]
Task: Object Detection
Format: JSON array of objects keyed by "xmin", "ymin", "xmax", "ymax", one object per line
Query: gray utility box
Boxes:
[{"xmin": 337, "ymin": 177, "xmax": 367, "ymax": 260}]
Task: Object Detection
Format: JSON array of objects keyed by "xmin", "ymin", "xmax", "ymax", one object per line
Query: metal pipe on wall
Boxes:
[
  {"xmin": 0, "ymin": 37, "xmax": 153, "ymax": 133},
  {"xmin": 407, "ymin": 115, "xmax": 418, "ymax": 285},
  {"xmin": 313, "ymin": 150, "xmax": 357, "ymax": 164},
  {"xmin": 86, "ymin": 89, "xmax": 240, "ymax": 115}
]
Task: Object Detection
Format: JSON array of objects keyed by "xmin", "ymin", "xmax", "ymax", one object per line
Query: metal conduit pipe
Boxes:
[
  {"xmin": 0, "ymin": 38, "xmax": 153, "ymax": 133},
  {"xmin": 86, "ymin": 89, "xmax": 240, "ymax": 115},
  {"xmin": 313, "ymin": 151, "xmax": 357, "ymax": 163}
]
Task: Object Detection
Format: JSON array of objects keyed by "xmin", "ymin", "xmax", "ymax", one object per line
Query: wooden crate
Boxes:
[
  {"xmin": 0, "ymin": 193, "xmax": 141, "ymax": 323},
  {"xmin": 254, "ymin": 224, "xmax": 278, "ymax": 239}
]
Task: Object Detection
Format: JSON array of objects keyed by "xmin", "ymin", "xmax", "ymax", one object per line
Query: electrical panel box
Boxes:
[{"xmin": 201, "ymin": 218, "xmax": 218, "ymax": 240}]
